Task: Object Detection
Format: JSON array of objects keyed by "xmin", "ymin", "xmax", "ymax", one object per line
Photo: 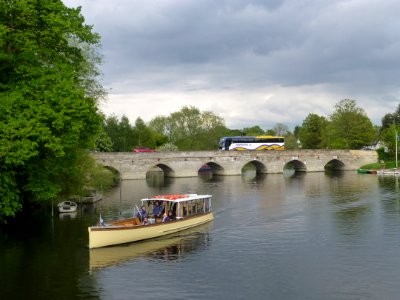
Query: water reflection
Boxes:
[
  {"xmin": 146, "ymin": 171, "xmax": 176, "ymax": 187},
  {"xmin": 324, "ymin": 169, "xmax": 346, "ymax": 178},
  {"xmin": 89, "ymin": 223, "xmax": 212, "ymax": 270},
  {"xmin": 58, "ymin": 211, "xmax": 77, "ymax": 220}
]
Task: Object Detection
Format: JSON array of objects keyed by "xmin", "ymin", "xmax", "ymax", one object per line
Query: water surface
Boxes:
[{"xmin": 2, "ymin": 172, "xmax": 400, "ymax": 299}]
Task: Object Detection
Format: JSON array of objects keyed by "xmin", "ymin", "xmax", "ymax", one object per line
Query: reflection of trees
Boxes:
[
  {"xmin": 146, "ymin": 172, "xmax": 175, "ymax": 188},
  {"xmin": 377, "ymin": 176, "xmax": 400, "ymax": 215}
]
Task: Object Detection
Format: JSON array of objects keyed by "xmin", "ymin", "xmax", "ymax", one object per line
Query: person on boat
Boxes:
[
  {"xmin": 167, "ymin": 210, "xmax": 175, "ymax": 221},
  {"xmin": 152, "ymin": 201, "xmax": 163, "ymax": 218},
  {"xmin": 137, "ymin": 205, "xmax": 148, "ymax": 221},
  {"xmin": 142, "ymin": 217, "xmax": 149, "ymax": 225},
  {"xmin": 162, "ymin": 213, "xmax": 170, "ymax": 223}
]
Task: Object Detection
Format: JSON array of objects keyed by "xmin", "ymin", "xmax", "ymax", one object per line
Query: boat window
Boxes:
[{"xmin": 204, "ymin": 198, "xmax": 210, "ymax": 212}]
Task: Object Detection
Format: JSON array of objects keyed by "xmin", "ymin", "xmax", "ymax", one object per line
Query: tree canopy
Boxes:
[
  {"xmin": 327, "ymin": 99, "xmax": 376, "ymax": 149},
  {"xmin": 298, "ymin": 113, "xmax": 328, "ymax": 149},
  {"xmin": 149, "ymin": 106, "xmax": 227, "ymax": 150},
  {"xmin": 0, "ymin": 1, "xmax": 103, "ymax": 220}
]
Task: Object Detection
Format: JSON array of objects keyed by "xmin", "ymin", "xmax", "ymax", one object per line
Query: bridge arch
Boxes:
[
  {"xmin": 147, "ymin": 163, "xmax": 175, "ymax": 178},
  {"xmin": 241, "ymin": 160, "xmax": 267, "ymax": 175},
  {"xmin": 324, "ymin": 159, "xmax": 345, "ymax": 171},
  {"xmin": 284, "ymin": 159, "xmax": 307, "ymax": 173},
  {"xmin": 198, "ymin": 162, "xmax": 224, "ymax": 176}
]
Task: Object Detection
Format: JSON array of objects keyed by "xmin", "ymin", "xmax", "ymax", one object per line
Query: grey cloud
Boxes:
[{"xmin": 65, "ymin": 0, "xmax": 400, "ymax": 128}]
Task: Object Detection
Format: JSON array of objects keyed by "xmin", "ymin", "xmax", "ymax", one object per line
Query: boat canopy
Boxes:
[
  {"xmin": 141, "ymin": 194, "xmax": 212, "ymax": 220},
  {"xmin": 141, "ymin": 194, "xmax": 212, "ymax": 204}
]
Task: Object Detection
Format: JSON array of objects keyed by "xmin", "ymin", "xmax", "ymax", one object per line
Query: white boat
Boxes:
[
  {"xmin": 57, "ymin": 201, "xmax": 78, "ymax": 213},
  {"xmin": 377, "ymin": 169, "xmax": 400, "ymax": 176},
  {"xmin": 88, "ymin": 194, "xmax": 213, "ymax": 249}
]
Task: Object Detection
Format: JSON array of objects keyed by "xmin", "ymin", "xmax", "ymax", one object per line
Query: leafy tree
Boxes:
[
  {"xmin": 284, "ymin": 132, "xmax": 299, "ymax": 150},
  {"xmin": 149, "ymin": 116, "xmax": 174, "ymax": 143},
  {"xmin": 242, "ymin": 126, "xmax": 264, "ymax": 136},
  {"xmin": 381, "ymin": 104, "xmax": 400, "ymax": 131},
  {"xmin": 380, "ymin": 106, "xmax": 400, "ymax": 157},
  {"xmin": 118, "ymin": 116, "xmax": 134, "ymax": 151},
  {"xmin": 157, "ymin": 142, "xmax": 179, "ymax": 152},
  {"xmin": 103, "ymin": 114, "xmax": 134, "ymax": 151},
  {"xmin": 265, "ymin": 129, "xmax": 276, "ymax": 135},
  {"xmin": 0, "ymin": 1, "xmax": 103, "ymax": 220},
  {"xmin": 326, "ymin": 99, "xmax": 375, "ymax": 149},
  {"xmin": 149, "ymin": 106, "xmax": 226, "ymax": 150},
  {"xmin": 132, "ymin": 117, "xmax": 156, "ymax": 148},
  {"xmin": 298, "ymin": 113, "xmax": 328, "ymax": 149},
  {"xmin": 94, "ymin": 128, "xmax": 113, "ymax": 152}
]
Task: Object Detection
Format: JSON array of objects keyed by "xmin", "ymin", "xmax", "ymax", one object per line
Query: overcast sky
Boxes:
[{"xmin": 63, "ymin": 0, "xmax": 400, "ymax": 130}]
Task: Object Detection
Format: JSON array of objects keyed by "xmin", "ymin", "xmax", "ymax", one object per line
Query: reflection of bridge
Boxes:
[{"xmin": 93, "ymin": 150, "xmax": 377, "ymax": 180}]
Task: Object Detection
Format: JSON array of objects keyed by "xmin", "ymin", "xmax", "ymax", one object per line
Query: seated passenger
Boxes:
[
  {"xmin": 142, "ymin": 216, "xmax": 149, "ymax": 225},
  {"xmin": 153, "ymin": 200, "xmax": 163, "ymax": 218},
  {"xmin": 162, "ymin": 213, "xmax": 170, "ymax": 223},
  {"xmin": 136, "ymin": 205, "xmax": 148, "ymax": 222},
  {"xmin": 168, "ymin": 210, "xmax": 175, "ymax": 221}
]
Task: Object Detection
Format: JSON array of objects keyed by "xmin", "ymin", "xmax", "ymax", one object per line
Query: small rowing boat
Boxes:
[
  {"xmin": 88, "ymin": 194, "xmax": 213, "ymax": 249},
  {"xmin": 57, "ymin": 201, "xmax": 78, "ymax": 213}
]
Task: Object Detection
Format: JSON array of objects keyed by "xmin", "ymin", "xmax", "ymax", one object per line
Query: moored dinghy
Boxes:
[
  {"xmin": 57, "ymin": 201, "xmax": 78, "ymax": 213},
  {"xmin": 88, "ymin": 193, "xmax": 213, "ymax": 249}
]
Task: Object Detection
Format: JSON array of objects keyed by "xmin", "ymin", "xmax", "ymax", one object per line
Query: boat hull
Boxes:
[{"xmin": 88, "ymin": 212, "xmax": 213, "ymax": 249}]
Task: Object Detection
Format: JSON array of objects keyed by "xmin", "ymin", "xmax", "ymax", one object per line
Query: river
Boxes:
[{"xmin": 2, "ymin": 171, "xmax": 400, "ymax": 299}]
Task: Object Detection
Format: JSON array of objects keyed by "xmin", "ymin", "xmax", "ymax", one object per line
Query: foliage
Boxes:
[
  {"xmin": 242, "ymin": 126, "xmax": 264, "ymax": 136},
  {"xmin": 381, "ymin": 104, "xmax": 400, "ymax": 131},
  {"xmin": 132, "ymin": 117, "xmax": 157, "ymax": 148},
  {"xmin": 102, "ymin": 115, "xmax": 164, "ymax": 152},
  {"xmin": 157, "ymin": 142, "xmax": 179, "ymax": 152},
  {"xmin": 379, "ymin": 105, "xmax": 400, "ymax": 157},
  {"xmin": 94, "ymin": 129, "xmax": 113, "ymax": 152},
  {"xmin": 326, "ymin": 99, "xmax": 376, "ymax": 149},
  {"xmin": 0, "ymin": 1, "xmax": 103, "ymax": 220},
  {"xmin": 149, "ymin": 106, "xmax": 227, "ymax": 150},
  {"xmin": 283, "ymin": 132, "xmax": 299, "ymax": 150},
  {"xmin": 298, "ymin": 114, "xmax": 328, "ymax": 149},
  {"xmin": 379, "ymin": 124, "xmax": 400, "ymax": 157}
]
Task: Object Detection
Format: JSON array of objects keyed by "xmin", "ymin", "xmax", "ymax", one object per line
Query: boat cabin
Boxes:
[{"xmin": 140, "ymin": 194, "xmax": 212, "ymax": 222}]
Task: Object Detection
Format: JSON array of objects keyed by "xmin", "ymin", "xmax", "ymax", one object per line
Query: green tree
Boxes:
[
  {"xmin": 380, "ymin": 106, "xmax": 400, "ymax": 157},
  {"xmin": 132, "ymin": 117, "xmax": 156, "ymax": 148},
  {"xmin": 242, "ymin": 126, "xmax": 264, "ymax": 136},
  {"xmin": 0, "ymin": 1, "xmax": 103, "ymax": 220},
  {"xmin": 119, "ymin": 116, "xmax": 134, "ymax": 151},
  {"xmin": 298, "ymin": 113, "xmax": 328, "ymax": 149},
  {"xmin": 149, "ymin": 106, "xmax": 226, "ymax": 150},
  {"xmin": 381, "ymin": 104, "xmax": 400, "ymax": 131},
  {"xmin": 326, "ymin": 99, "xmax": 375, "ymax": 149},
  {"xmin": 103, "ymin": 114, "xmax": 134, "ymax": 151}
]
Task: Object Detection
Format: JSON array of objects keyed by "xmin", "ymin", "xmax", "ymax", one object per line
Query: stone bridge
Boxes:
[{"xmin": 92, "ymin": 150, "xmax": 378, "ymax": 180}]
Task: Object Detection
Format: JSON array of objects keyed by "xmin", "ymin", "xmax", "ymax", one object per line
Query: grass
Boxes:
[{"xmin": 360, "ymin": 161, "xmax": 399, "ymax": 170}]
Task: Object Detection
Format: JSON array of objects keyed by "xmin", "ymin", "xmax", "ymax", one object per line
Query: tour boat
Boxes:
[
  {"xmin": 88, "ymin": 194, "xmax": 213, "ymax": 249},
  {"xmin": 89, "ymin": 222, "xmax": 212, "ymax": 270},
  {"xmin": 57, "ymin": 201, "xmax": 78, "ymax": 213}
]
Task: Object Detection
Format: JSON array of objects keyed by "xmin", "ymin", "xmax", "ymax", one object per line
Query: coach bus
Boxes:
[{"xmin": 218, "ymin": 135, "xmax": 285, "ymax": 151}]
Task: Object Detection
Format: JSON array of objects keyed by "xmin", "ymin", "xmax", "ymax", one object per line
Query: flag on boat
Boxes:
[{"xmin": 100, "ymin": 214, "xmax": 104, "ymax": 226}]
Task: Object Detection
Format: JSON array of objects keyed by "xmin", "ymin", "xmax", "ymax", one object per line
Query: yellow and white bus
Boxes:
[{"xmin": 218, "ymin": 135, "xmax": 285, "ymax": 151}]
